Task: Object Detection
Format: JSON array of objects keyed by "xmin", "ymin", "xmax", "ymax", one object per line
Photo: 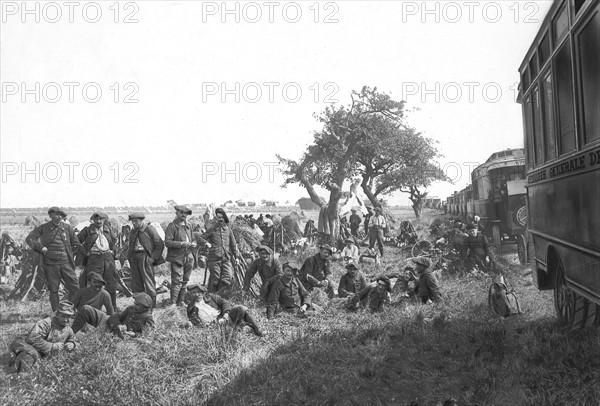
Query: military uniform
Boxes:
[
  {"xmin": 298, "ymin": 252, "xmax": 333, "ymax": 298},
  {"xmin": 26, "ymin": 210, "xmax": 80, "ymax": 312},
  {"xmin": 165, "ymin": 214, "xmax": 195, "ymax": 305},
  {"xmin": 78, "ymin": 219, "xmax": 117, "ymax": 309},
  {"xmin": 267, "ymin": 276, "xmax": 312, "ymax": 319},
  {"xmin": 243, "ymin": 250, "xmax": 283, "ymax": 300},
  {"xmin": 127, "ymin": 216, "xmax": 165, "ymax": 308}
]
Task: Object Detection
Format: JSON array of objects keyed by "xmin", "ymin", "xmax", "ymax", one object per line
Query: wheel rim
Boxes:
[{"xmin": 554, "ymin": 262, "xmax": 575, "ymax": 325}]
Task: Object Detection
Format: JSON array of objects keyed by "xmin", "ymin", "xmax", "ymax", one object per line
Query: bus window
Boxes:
[
  {"xmin": 542, "ymin": 72, "xmax": 557, "ymax": 160},
  {"xmin": 553, "ymin": 4, "xmax": 569, "ymax": 43},
  {"xmin": 577, "ymin": 11, "xmax": 600, "ymax": 144},
  {"xmin": 523, "ymin": 95, "xmax": 536, "ymax": 169},
  {"xmin": 532, "ymin": 86, "xmax": 545, "ymax": 164},
  {"xmin": 538, "ymin": 32, "xmax": 551, "ymax": 67},
  {"xmin": 554, "ymin": 41, "xmax": 576, "ymax": 154}
]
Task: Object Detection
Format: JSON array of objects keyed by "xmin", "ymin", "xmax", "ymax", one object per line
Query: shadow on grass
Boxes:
[{"xmin": 202, "ymin": 308, "xmax": 599, "ymax": 406}]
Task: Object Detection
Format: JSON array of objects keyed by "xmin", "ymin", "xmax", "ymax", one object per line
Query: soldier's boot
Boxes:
[
  {"xmin": 151, "ymin": 295, "xmax": 157, "ymax": 309},
  {"xmin": 244, "ymin": 313, "xmax": 263, "ymax": 337},
  {"xmin": 176, "ymin": 286, "xmax": 187, "ymax": 306},
  {"xmin": 170, "ymin": 285, "xmax": 181, "ymax": 306},
  {"xmin": 108, "ymin": 290, "xmax": 118, "ymax": 312}
]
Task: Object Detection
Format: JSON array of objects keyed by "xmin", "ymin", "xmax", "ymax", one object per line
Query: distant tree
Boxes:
[
  {"xmin": 356, "ymin": 125, "xmax": 449, "ymax": 219},
  {"xmin": 278, "ymin": 86, "xmax": 405, "ymax": 244}
]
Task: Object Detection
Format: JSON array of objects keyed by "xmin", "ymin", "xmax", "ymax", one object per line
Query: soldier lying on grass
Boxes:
[
  {"xmin": 349, "ymin": 276, "xmax": 392, "ymax": 312},
  {"xmin": 185, "ymin": 284, "xmax": 263, "ymax": 337},
  {"xmin": 71, "ymin": 292, "xmax": 154, "ymax": 338},
  {"xmin": 8, "ymin": 301, "xmax": 78, "ymax": 374}
]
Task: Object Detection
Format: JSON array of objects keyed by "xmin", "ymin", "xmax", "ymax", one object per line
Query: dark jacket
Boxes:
[
  {"xmin": 349, "ymin": 213, "xmax": 362, "ymax": 228},
  {"xmin": 108, "ymin": 305, "xmax": 154, "ymax": 337},
  {"xmin": 338, "ymin": 271, "xmax": 368, "ymax": 298},
  {"xmin": 197, "ymin": 225, "xmax": 238, "ymax": 261},
  {"xmin": 416, "ymin": 269, "xmax": 443, "ymax": 302},
  {"xmin": 298, "ymin": 253, "xmax": 331, "ymax": 290},
  {"xmin": 466, "ymin": 234, "xmax": 490, "ymax": 260},
  {"xmin": 243, "ymin": 257, "xmax": 283, "ymax": 290},
  {"xmin": 164, "ymin": 218, "xmax": 194, "ymax": 265},
  {"xmin": 267, "ymin": 276, "xmax": 311, "ymax": 319},
  {"xmin": 26, "ymin": 221, "xmax": 79, "ymax": 267},
  {"xmin": 127, "ymin": 223, "xmax": 165, "ymax": 265},
  {"xmin": 77, "ymin": 225, "xmax": 116, "ymax": 266},
  {"xmin": 353, "ymin": 284, "xmax": 390, "ymax": 312}
]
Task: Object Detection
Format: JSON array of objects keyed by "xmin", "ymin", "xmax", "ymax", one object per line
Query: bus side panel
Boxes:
[
  {"xmin": 528, "ymin": 168, "xmax": 600, "ymax": 292},
  {"xmin": 551, "ymin": 243, "xmax": 600, "ymax": 304},
  {"xmin": 528, "ymin": 169, "xmax": 600, "ymax": 251}
]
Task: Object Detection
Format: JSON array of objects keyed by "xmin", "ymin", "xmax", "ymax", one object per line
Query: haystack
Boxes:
[
  {"xmin": 231, "ymin": 222, "xmax": 262, "ymax": 254},
  {"xmin": 24, "ymin": 215, "xmax": 40, "ymax": 227}
]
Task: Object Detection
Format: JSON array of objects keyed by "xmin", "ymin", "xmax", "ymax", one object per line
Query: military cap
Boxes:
[
  {"xmin": 214, "ymin": 208, "xmax": 229, "ymax": 224},
  {"xmin": 88, "ymin": 272, "xmax": 106, "ymax": 285},
  {"xmin": 466, "ymin": 223, "xmax": 477, "ymax": 230},
  {"xmin": 48, "ymin": 206, "xmax": 67, "ymax": 217},
  {"xmin": 90, "ymin": 212, "xmax": 108, "ymax": 221},
  {"xmin": 282, "ymin": 262, "xmax": 300, "ymax": 274},
  {"xmin": 56, "ymin": 301, "xmax": 75, "ymax": 316},
  {"xmin": 174, "ymin": 205, "xmax": 192, "ymax": 215},
  {"xmin": 128, "ymin": 212, "xmax": 145, "ymax": 221},
  {"xmin": 187, "ymin": 284, "xmax": 207, "ymax": 293},
  {"xmin": 255, "ymin": 245, "xmax": 273, "ymax": 255},
  {"xmin": 133, "ymin": 292, "xmax": 152, "ymax": 308},
  {"xmin": 344, "ymin": 238, "xmax": 355, "ymax": 244},
  {"xmin": 319, "ymin": 244, "xmax": 333, "ymax": 254},
  {"xmin": 351, "ymin": 209, "xmax": 357, "ymax": 212},
  {"xmin": 374, "ymin": 207, "xmax": 383, "ymax": 213},
  {"xmin": 345, "ymin": 262, "xmax": 359, "ymax": 270},
  {"xmin": 412, "ymin": 256, "xmax": 431, "ymax": 267}
]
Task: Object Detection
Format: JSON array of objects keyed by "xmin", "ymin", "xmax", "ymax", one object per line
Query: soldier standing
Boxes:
[
  {"xmin": 26, "ymin": 207, "xmax": 80, "ymax": 312},
  {"xmin": 165, "ymin": 205, "xmax": 197, "ymax": 306},
  {"xmin": 349, "ymin": 209, "xmax": 362, "ymax": 237},
  {"xmin": 197, "ymin": 208, "xmax": 239, "ymax": 293},
  {"xmin": 127, "ymin": 213, "xmax": 165, "ymax": 308},
  {"xmin": 77, "ymin": 212, "xmax": 118, "ymax": 310}
]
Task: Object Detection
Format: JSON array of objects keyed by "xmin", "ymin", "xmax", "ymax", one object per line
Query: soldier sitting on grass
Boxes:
[
  {"xmin": 71, "ymin": 272, "xmax": 115, "ymax": 315},
  {"xmin": 8, "ymin": 301, "xmax": 78, "ymax": 374},
  {"xmin": 267, "ymin": 262, "xmax": 317, "ymax": 319},
  {"xmin": 185, "ymin": 284, "xmax": 263, "ymax": 337},
  {"xmin": 412, "ymin": 257, "xmax": 443, "ymax": 304},
  {"xmin": 71, "ymin": 292, "xmax": 154, "ymax": 338},
  {"xmin": 349, "ymin": 276, "xmax": 392, "ymax": 312}
]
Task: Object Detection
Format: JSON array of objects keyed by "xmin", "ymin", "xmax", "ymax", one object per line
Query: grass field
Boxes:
[{"xmin": 0, "ymin": 211, "xmax": 598, "ymax": 405}]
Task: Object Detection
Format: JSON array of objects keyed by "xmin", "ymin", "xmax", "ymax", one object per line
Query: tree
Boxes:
[
  {"xmin": 357, "ymin": 125, "xmax": 449, "ymax": 219},
  {"xmin": 278, "ymin": 87, "xmax": 405, "ymax": 244}
]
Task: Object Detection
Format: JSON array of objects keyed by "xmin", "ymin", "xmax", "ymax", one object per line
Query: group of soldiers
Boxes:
[{"xmin": 7, "ymin": 204, "xmax": 445, "ymax": 375}]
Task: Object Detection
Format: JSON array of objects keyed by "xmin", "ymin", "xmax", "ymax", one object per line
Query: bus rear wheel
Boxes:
[
  {"xmin": 554, "ymin": 260, "xmax": 592, "ymax": 329},
  {"xmin": 517, "ymin": 234, "xmax": 527, "ymax": 265}
]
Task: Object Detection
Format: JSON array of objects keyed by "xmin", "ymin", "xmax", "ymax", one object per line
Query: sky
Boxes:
[{"xmin": 0, "ymin": 0, "xmax": 554, "ymax": 208}]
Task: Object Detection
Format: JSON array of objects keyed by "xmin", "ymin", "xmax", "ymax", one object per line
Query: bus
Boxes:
[
  {"xmin": 518, "ymin": 0, "xmax": 600, "ymax": 328},
  {"xmin": 471, "ymin": 149, "xmax": 528, "ymax": 257}
]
